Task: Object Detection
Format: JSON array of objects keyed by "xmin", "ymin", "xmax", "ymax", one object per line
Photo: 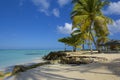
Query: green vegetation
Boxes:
[
  {"xmin": 0, "ymin": 71, "xmax": 4, "ymax": 80},
  {"xmin": 0, "ymin": 71, "xmax": 4, "ymax": 77},
  {"xmin": 58, "ymin": 35, "xmax": 84, "ymax": 52},
  {"xmin": 58, "ymin": 0, "xmax": 113, "ymax": 53},
  {"xmin": 71, "ymin": 0, "xmax": 112, "ymax": 51}
]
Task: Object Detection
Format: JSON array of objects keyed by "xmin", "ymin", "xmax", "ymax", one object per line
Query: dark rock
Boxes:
[
  {"xmin": 43, "ymin": 51, "xmax": 67, "ymax": 60},
  {"xmin": 12, "ymin": 65, "xmax": 27, "ymax": 75},
  {"xmin": 11, "ymin": 62, "xmax": 50, "ymax": 75}
]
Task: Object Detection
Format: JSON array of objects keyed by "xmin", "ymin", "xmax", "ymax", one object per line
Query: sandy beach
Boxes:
[
  {"xmin": 4, "ymin": 53, "xmax": 120, "ymax": 80},
  {"xmin": 1, "ymin": 0, "xmax": 120, "ymax": 80}
]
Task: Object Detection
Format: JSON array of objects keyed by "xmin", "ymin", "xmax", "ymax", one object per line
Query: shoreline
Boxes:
[
  {"xmin": 0, "ymin": 49, "xmax": 55, "ymax": 71},
  {"xmin": 4, "ymin": 53, "xmax": 120, "ymax": 80},
  {"xmin": 0, "ymin": 57, "xmax": 44, "ymax": 73}
]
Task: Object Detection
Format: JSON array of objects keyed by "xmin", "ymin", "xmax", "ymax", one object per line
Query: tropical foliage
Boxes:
[
  {"xmin": 58, "ymin": 0, "xmax": 112, "ymax": 52},
  {"xmin": 71, "ymin": 0, "xmax": 112, "ymax": 51},
  {"xmin": 58, "ymin": 35, "xmax": 84, "ymax": 52}
]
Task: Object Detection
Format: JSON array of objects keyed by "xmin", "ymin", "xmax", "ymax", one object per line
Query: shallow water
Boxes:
[{"xmin": 0, "ymin": 49, "xmax": 58, "ymax": 69}]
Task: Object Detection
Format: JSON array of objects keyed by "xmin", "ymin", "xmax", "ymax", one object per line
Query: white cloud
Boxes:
[
  {"xmin": 31, "ymin": 0, "xmax": 50, "ymax": 16},
  {"xmin": 103, "ymin": 1, "xmax": 120, "ymax": 15},
  {"xmin": 108, "ymin": 19, "xmax": 120, "ymax": 35},
  {"xmin": 57, "ymin": 0, "xmax": 70, "ymax": 7},
  {"xmin": 52, "ymin": 8, "xmax": 60, "ymax": 17},
  {"xmin": 57, "ymin": 23, "xmax": 73, "ymax": 34},
  {"xmin": 31, "ymin": 0, "xmax": 61, "ymax": 17}
]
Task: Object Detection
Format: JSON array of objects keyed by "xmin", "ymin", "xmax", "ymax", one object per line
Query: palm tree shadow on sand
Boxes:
[
  {"xmin": 73, "ymin": 58, "xmax": 120, "ymax": 77},
  {"xmin": 5, "ymin": 58, "xmax": 120, "ymax": 80},
  {"xmin": 107, "ymin": 58, "xmax": 120, "ymax": 77},
  {"xmin": 6, "ymin": 66, "xmax": 85, "ymax": 80}
]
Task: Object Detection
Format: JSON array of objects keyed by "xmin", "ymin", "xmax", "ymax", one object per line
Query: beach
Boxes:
[
  {"xmin": 5, "ymin": 53, "xmax": 120, "ymax": 80},
  {"xmin": 1, "ymin": 0, "xmax": 120, "ymax": 80}
]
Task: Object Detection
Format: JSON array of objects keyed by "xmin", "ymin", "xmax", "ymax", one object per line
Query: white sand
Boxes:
[{"xmin": 5, "ymin": 53, "xmax": 120, "ymax": 80}]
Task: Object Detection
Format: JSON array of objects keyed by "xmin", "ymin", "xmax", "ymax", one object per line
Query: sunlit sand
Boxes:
[{"xmin": 5, "ymin": 52, "xmax": 120, "ymax": 80}]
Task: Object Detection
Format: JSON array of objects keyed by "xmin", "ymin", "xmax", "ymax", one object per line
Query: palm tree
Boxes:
[
  {"xmin": 71, "ymin": 0, "xmax": 112, "ymax": 52},
  {"xmin": 97, "ymin": 36, "xmax": 109, "ymax": 45},
  {"xmin": 97, "ymin": 36, "xmax": 109, "ymax": 52},
  {"xmin": 72, "ymin": 27, "xmax": 92, "ymax": 51},
  {"xmin": 68, "ymin": 35, "xmax": 84, "ymax": 52},
  {"xmin": 58, "ymin": 35, "xmax": 84, "ymax": 52},
  {"xmin": 58, "ymin": 38, "xmax": 68, "ymax": 51}
]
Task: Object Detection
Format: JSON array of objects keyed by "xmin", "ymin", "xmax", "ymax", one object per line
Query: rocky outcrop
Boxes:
[
  {"xmin": 43, "ymin": 51, "xmax": 67, "ymax": 60},
  {"xmin": 12, "ymin": 62, "xmax": 50, "ymax": 75},
  {"xmin": 43, "ymin": 51, "xmax": 108, "ymax": 64},
  {"xmin": 12, "ymin": 65, "xmax": 27, "ymax": 75}
]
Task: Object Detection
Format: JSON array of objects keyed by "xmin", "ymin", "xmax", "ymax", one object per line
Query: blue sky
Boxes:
[{"xmin": 0, "ymin": 0, "xmax": 120, "ymax": 49}]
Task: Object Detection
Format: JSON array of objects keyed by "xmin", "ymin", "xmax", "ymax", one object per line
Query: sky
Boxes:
[{"xmin": 0, "ymin": 0, "xmax": 120, "ymax": 49}]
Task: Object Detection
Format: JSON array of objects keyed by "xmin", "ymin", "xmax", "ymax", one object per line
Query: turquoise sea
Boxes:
[{"xmin": 0, "ymin": 49, "xmax": 59, "ymax": 69}]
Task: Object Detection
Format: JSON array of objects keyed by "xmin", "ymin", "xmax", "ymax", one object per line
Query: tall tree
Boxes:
[{"xmin": 71, "ymin": 0, "xmax": 112, "ymax": 52}]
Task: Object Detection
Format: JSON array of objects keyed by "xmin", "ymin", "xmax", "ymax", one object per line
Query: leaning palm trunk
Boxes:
[
  {"xmin": 82, "ymin": 44, "xmax": 85, "ymax": 50},
  {"xmin": 90, "ymin": 21, "xmax": 98, "ymax": 51},
  {"xmin": 89, "ymin": 41, "xmax": 93, "ymax": 53},
  {"xmin": 90, "ymin": 31, "xmax": 98, "ymax": 51},
  {"xmin": 64, "ymin": 44, "xmax": 67, "ymax": 51},
  {"xmin": 73, "ymin": 46, "xmax": 77, "ymax": 52},
  {"xmin": 89, "ymin": 31, "xmax": 93, "ymax": 53}
]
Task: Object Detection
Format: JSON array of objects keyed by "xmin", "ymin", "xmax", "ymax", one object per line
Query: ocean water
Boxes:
[{"xmin": 0, "ymin": 49, "xmax": 58, "ymax": 69}]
